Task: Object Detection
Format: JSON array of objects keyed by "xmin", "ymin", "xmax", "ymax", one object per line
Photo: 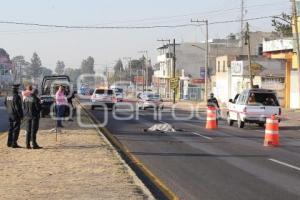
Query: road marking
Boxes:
[
  {"xmin": 269, "ymin": 158, "xmax": 300, "ymax": 171},
  {"xmin": 255, "ymin": 130, "xmax": 265, "ymax": 133},
  {"xmin": 192, "ymin": 132, "xmax": 213, "ymax": 140}
]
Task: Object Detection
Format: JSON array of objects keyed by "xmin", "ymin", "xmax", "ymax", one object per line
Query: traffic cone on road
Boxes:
[
  {"xmin": 206, "ymin": 106, "xmax": 217, "ymax": 129},
  {"xmin": 264, "ymin": 115, "xmax": 279, "ymax": 147}
]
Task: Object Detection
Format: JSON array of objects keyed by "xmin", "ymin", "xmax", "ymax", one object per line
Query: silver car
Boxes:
[{"xmin": 137, "ymin": 92, "xmax": 163, "ymax": 110}]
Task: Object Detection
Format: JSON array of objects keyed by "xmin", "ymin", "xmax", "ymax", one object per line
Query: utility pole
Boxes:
[
  {"xmin": 240, "ymin": 0, "xmax": 245, "ymax": 48},
  {"xmin": 292, "ymin": 0, "xmax": 300, "ymax": 104},
  {"xmin": 191, "ymin": 19, "xmax": 209, "ymax": 101},
  {"xmin": 172, "ymin": 38, "xmax": 176, "ymax": 104},
  {"xmin": 245, "ymin": 22, "xmax": 254, "ymax": 88},
  {"xmin": 138, "ymin": 50, "xmax": 149, "ymax": 92}
]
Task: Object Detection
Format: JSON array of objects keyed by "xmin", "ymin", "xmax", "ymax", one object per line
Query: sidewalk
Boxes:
[{"xmin": 0, "ymin": 106, "xmax": 153, "ymax": 199}]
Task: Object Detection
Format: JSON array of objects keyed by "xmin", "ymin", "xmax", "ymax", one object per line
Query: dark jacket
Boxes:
[
  {"xmin": 4, "ymin": 91, "xmax": 23, "ymax": 120},
  {"xmin": 207, "ymin": 97, "xmax": 219, "ymax": 108},
  {"xmin": 23, "ymin": 93, "xmax": 41, "ymax": 119}
]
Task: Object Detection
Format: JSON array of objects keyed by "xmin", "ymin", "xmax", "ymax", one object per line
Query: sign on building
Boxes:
[
  {"xmin": 231, "ymin": 61, "xmax": 243, "ymax": 75},
  {"xmin": 134, "ymin": 76, "xmax": 144, "ymax": 84}
]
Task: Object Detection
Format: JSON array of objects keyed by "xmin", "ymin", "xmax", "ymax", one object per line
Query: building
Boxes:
[
  {"xmin": 0, "ymin": 48, "xmax": 13, "ymax": 90},
  {"xmin": 153, "ymin": 32, "xmax": 279, "ymax": 100},
  {"xmin": 229, "ymin": 57, "xmax": 286, "ymax": 106},
  {"xmin": 263, "ymin": 38, "xmax": 293, "ymax": 108}
]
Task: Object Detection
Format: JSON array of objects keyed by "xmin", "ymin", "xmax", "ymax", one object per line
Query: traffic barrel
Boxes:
[
  {"xmin": 264, "ymin": 115, "xmax": 279, "ymax": 147},
  {"xmin": 206, "ymin": 106, "xmax": 217, "ymax": 129}
]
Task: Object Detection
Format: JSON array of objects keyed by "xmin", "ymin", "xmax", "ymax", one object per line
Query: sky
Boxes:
[{"xmin": 0, "ymin": 0, "xmax": 290, "ymax": 73}]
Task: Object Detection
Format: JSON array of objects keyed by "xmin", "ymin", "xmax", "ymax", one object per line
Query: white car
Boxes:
[
  {"xmin": 137, "ymin": 92, "xmax": 163, "ymax": 110},
  {"xmin": 90, "ymin": 88, "xmax": 116, "ymax": 110},
  {"xmin": 227, "ymin": 89, "xmax": 281, "ymax": 128}
]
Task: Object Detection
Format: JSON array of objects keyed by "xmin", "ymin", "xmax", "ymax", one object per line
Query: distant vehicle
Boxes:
[
  {"xmin": 78, "ymin": 86, "xmax": 90, "ymax": 96},
  {"xmin": 40, "ymin": 75, "xmax": 73, "ymax": 117},
  {"xmin": 111, "ymin": 87, "xmax": 124, "ymax": 102},
  {"xmin": 227, "ymin": 89, "xmax": 281, "ymax": 128},
  {"xmin": 90, "ymin": 88, "xmax": 116, "ymax": 110},
  {"xmin": 137, "ymin": 92, "xmax": 163, "ymax": 110}
]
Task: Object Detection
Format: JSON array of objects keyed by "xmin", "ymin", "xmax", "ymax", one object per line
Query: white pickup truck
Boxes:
[{"xmin": 227, "ymin": 89, "xmax": 281, "ymax": 128}]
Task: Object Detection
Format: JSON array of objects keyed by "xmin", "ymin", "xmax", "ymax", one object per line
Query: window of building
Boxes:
[
  {"xmin": 217, "ymin": 61, "xmax": 220, "ymax": 72},
  {"xmin": 223, "ymin": 60, "xmax": 226, "ymax": 72}
]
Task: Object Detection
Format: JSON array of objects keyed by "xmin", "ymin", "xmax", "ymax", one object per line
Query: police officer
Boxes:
[
  {"xmin": 4, "ymin": 84, "xmax": 23, "ymax": 148},
  {"xmin": 207, "ymin": 93, "xmax": 220, "ymax": 108},
  {"xmin": 23, "ymin": 88, "xmax": 42, "ymax": 149}
]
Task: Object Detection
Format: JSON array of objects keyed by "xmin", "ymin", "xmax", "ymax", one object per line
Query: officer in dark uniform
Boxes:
[
  {"xmin": 23, "ymin": 88, "xmax": 42, "ymax": 149},
  {"xmin": 207, "ymin": 93, "xmax": 220, "ymax": 108},
  {"xmin": 4, "ymin": 84, "xmax": 23, "ymax": 148}
]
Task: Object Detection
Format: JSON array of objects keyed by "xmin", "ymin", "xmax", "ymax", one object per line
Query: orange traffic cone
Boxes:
[
  {"xmin": 206, "ymin": 106, "xmax": 217, "ymax": 129},
  {"xmin": 264, "ymin": 115, "xmax": 279, "ymax": 147}
]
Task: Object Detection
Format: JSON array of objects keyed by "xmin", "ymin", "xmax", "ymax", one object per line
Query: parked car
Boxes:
[
  {"xmin": 40, "ymin": 75, "xmax": 73, "ymax": 117},
  {"xmin": 137, "ymin": 92, "xmax": 163, "ymax": 110},
  {"xmin": 90, "ymin": 88, "xmax": 116, "ymax": 110},
  {"xmin": 227, "ymin": 89, "xmax": 281, "ymax": 128}
]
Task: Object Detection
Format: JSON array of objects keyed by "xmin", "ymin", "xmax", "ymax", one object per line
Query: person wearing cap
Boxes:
[
  {"xmin": 207, "ymin": 93, "xmax": 220, "ymax": 124},
  {"xmin": 23, "ymin": 88, "xmax": 42, "ymax": 149},
  {"xmin": 4, "ymin": 84, "xmax": 23, "ymax": 148},
  {"xmin": 207, "ymin": 93, "xmax": 220, "ymax": 108}
]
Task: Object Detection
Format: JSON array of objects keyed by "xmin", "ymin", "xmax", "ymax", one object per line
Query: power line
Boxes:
[
  {"xmin": 0, "ymin": 15, "xmax": 280, "ymax": 30},
  {"xmin": 90, "ymin": 0, "xmax": 286, "ymax": 26}
]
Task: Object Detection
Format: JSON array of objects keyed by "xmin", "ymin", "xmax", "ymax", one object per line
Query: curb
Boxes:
[{"xmin": 77, "ymin": 101, "xmax": 179, "ymax": 200}]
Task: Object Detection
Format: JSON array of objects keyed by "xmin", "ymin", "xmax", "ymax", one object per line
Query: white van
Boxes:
[{"xmin": 227, "ymin": 89, "xmax": 281, "ymax": 128}]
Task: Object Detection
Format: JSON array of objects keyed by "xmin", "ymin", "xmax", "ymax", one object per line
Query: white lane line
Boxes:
[
  {"xmin": 192, "ymin": 132, "xmax": 213, "ymax": 140},
  {"xmin": 269, "ymin": 158, "xmax": 300, "ymax": 171}
]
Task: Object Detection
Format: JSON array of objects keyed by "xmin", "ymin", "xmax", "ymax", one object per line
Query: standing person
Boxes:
[
  {"xmin": 23, "ymin": 88, "xmax": 42, "ymax": 149},
  {"xmin": 207, "ymin": 93, "xmax": 220, "ymax": 123},
  {"xmin": 22, "ymin": 85, "xmax": 32, "ymax": 100},
  {"xmin": 21, "ymin": 85, "xmax": 33, "ymax": 135},
  {"xmin": 4, "ymin": 84, "xmax": 23, "ymax": 148},
  {"xmin": 55, "ymin": 85, "xmax": 67, "ymax": 128},
  {"xmin": 207, "ymin": 93, "xmax": 219, "ymax": 108}
]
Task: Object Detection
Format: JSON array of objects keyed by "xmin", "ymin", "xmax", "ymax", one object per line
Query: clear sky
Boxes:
[{"xmin": 0, "ymin": 0, "xmax": 290, "ymax": 72}]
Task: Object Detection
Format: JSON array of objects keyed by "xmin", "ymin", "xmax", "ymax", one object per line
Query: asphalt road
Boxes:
[
  {"xmin": 85, "ymin": 101, "xmax": 300, "ymax": 200},
  {"xmin": 0, "ymin": 97, "xmax": 9, "ymax": 133}
]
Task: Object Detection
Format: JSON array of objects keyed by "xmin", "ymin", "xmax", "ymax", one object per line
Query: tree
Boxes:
[
  {"xmin": 114, "ymin": 59, "xmax": 124, "ymax": 72},
  {"xmin": 113, "ymin": 59, "xmax": 125, "ymax": 81},
  {"xmin": 39, "ymin": 67, "xmax": 52, "ymax": 77},
  {"xmin": 55, "ymin": 60, "xmax": 65, "ymax": 75},
  {"xmin": 272, "ymin": 13, "xmax": 292, "ymax": 37},
  {"xmin": 80, "ymin": 56, "xmax": 95, "ymax": 74},
  {"xmin": 11, "ymin": 55, "xmax": 31, "ymax": 82},
  {"xmin": 64, "ymin": 67, "xmax": 81, "ymax": 82},
  {"xmin": 29, "ymin": 52, "xmax": 42, "ymax": 81}
]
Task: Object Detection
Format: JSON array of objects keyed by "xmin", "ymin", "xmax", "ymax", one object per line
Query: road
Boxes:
[
  {"xmin": 0, "ymin": 97, "xmax": 8, "ymax": 133},
  {"xmin": 85, "ymin": 101, "xmax": 300, "ymax": 200}
]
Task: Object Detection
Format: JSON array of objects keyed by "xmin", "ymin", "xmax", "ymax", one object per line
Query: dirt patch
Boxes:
[{"xmin": 0, "ymin": 113, "xmax": 152, "ymax": 199}]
